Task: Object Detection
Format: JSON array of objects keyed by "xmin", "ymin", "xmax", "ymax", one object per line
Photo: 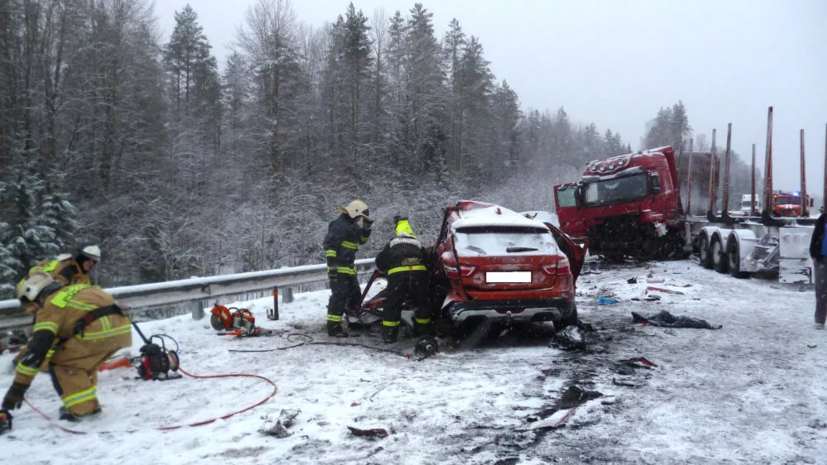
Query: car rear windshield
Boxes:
[{"xmin": 454, "ymin": 226, "xmax": 556, "ymax": 256}]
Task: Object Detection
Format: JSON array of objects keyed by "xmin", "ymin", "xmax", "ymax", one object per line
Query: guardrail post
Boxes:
[
  {"xmin": 269, "ymin": 287, "xmax": 280, "ymax": 320},
  {"xmin": 283, "ymin": 287, "xmax": 294, "ymax": 304},
  {"xmin": 192, "ymin": 300, "xmax": 205, "ymax": 320}
]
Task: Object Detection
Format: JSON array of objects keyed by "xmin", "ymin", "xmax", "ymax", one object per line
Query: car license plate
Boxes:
[{"xmin": 486, "ymin": 271, "xmax": 531, "ymax": 283}]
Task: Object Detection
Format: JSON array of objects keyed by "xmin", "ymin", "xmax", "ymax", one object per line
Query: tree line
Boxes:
[{"xmin": 1, "ymin": 0, "xmax": 643, "ymax": 294}]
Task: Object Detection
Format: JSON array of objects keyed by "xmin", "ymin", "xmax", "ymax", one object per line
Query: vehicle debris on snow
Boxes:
[{"xmin": 631, "ymin": 310, "xmax": 722, "ymax": 329}]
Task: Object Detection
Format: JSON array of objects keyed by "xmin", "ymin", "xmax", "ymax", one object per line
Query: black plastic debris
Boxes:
[
  {"xmin": 347, "ymin": 426, "xmax": 389, "ymax": 438},
  {"xmin": 632, "ymin": 310, "xmax": 722, "ymax": 329},
  {"xmin": 550, "ymin": 325, "xmax": 587, "ymax": 351}
]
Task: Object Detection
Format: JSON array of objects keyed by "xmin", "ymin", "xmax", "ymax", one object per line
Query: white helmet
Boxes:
[
  {"xmin": 76, "ymin": 243, "xmax": 101, "ymax": 263},
  {"xmin": 338, "ymin": 200, "xmax": 370, "ymax": 219},
  {"xmin": 16, "ymin": 272, "xmax": 58, "ymax": 302}
]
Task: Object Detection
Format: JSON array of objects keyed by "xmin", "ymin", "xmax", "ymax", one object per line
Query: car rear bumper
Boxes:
[{"xmin": 445, "ymin": 298, "xmax": 574, "ymax": 324}]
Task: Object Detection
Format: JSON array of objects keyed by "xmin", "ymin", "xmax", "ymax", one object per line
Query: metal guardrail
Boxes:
[{"xmin": 0, "ymin": 259, "xmax": 375, "ymax": 331}]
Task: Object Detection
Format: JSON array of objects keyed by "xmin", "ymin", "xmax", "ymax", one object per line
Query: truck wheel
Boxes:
[
  {"xmin": 727, "ymin": 239, "xmax": 748, "ymax": 278},
  {"xmin": 712, "ymin": 237, "xmax": 728, "ymax": 273},
  {"xmin": 698, "ymin": 233, "xmax": 713, "ymax": 269}
]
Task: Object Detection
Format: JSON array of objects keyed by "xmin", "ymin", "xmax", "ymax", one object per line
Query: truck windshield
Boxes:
[
  {"xmin": 582, "ymin": 173, "xmax": 648, "ymax": 207},
  {"xmin": 774, "ymin": 196, "xmax": 801, "ymax": 206}
]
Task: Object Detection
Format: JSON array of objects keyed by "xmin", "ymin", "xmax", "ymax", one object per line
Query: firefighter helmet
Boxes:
[
  {"xmin": 16, "ymin": 272, "xmax": 58, "ymax": 302},
  {"xmin": 76, "ymin": 243, "xmax": 101, "ymax": 263},
  {"xmin": 338, "ymin": 200, "xmax": 370, "ymax": 219}
]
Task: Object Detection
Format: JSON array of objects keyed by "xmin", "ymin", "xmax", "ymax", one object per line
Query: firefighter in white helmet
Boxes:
[
  {"xmin": 323, "ymin": 200, "xmax": 373, "ymax": 337},
  {"xmin": 0, "ymin": 271, "xmax": 131, "ymax": 432}
]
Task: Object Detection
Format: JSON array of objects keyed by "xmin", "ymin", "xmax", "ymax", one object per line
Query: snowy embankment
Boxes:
[{"xmin": 2, "ymin": 260, "xmax": 827, "ymax": 464}]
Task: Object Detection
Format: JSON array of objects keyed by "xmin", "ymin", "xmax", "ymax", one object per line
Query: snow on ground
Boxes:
[{"xmin": 2, "ymin": 259, "xmax": 827, "ymax": 464}]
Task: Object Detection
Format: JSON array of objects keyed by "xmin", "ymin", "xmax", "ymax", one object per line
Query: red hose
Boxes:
[{"xmin": 23, "ymin": 361, "xmax": 278, "ymax": 434}]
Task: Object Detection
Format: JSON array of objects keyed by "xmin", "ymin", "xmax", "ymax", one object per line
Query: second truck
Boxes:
[{"xmin": 553, "ymin": 106, "xmax": 819, "ymax": 284}]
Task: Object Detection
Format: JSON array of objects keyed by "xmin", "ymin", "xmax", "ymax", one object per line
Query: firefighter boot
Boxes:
[
  {"xmin": 59, "ymin": 406, "xmax": 102, "ymax": 422},
  {"xmin": 327, "ymin": 321, "xmax": 348, "ymax": 338},
  {"xmin": 382, "ymin": 324, "xmax": 399, "ymax": 343}
]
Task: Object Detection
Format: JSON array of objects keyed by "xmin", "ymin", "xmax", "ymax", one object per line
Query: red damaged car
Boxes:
[{"xmin": 355, "ymin": 201, "xmax": 586, "ymax": 338}]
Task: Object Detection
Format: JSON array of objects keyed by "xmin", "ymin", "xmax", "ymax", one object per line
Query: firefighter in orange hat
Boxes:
[
  {"xmin": 374, "ymin": 216, "xmax": 434, "ymax": 343},
  {"xmin": 0, "ymin": 272, "xmax": 131, "ymax": 431}
]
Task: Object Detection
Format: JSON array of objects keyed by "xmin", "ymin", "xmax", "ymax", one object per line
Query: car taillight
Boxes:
[
  {"xmin": 444, "ymin": 264, "xmax": 476, "ymax": 278},
  {"xmin": 542, "ymin": 257, "xmax": 570, "ymax": 275}
]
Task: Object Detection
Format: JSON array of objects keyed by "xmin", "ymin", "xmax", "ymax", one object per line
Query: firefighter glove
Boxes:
[
  {"xmin": 327, "ymin": 267, "xmax": 338, "ymax": 282},
  {"xmin": 362, "ymin": 217, "xmax": 373, "ymax": 230},
  {"xmin": 2, "ymin": 381, "xmax": 28, "ymax": 411},
  {"xmin": 0, "ymin": 410, "xmax": 11, "ymax": 433}
]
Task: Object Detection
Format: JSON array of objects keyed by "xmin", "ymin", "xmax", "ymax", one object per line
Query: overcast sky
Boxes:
[{"xmin": 155, "ymin": 0, "xmax": 826, "ymax": 195}]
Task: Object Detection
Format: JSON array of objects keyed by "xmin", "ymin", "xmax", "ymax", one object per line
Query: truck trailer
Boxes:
[{"xmin": 554, "ymin": 106, "xmax": 819, "ymax": 283}]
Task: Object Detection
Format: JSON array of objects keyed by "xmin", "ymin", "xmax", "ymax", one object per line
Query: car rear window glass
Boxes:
[{"xmin": 454, "ymin": 226, "xmax": 557, "ymax": 256}]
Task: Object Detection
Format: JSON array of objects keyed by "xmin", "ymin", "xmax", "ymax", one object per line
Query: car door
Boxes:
[{"xmin": 544, "ymin": 222, "xmax": 586, "ymax": 281}]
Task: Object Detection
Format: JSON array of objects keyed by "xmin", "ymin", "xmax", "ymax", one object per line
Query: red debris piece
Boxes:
[
  {"xmin": 350, "ymin": 402, "xmax": 358, "ymax": 407},
  {"xmin": 635, "ymin": 357, "xmax": 658, "ymax": 367},
  {"xmin": 646, "ymin": 286, "xmax": 684, "ymax": 295},
  {"xmin": 347, "ymin": 426, "xmax": 389, "ymax": 438}
]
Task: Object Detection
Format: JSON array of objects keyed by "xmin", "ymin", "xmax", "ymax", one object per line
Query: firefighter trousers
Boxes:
[
  {"xmin": 47, "ymin": 331, "xmax": 131, "ymax": 416},
  {"xmin": 327, "ymin": 274, "xmax": 362, "ymax": 335},
  {"xmin": 382, "ymin": 270, "xmax": 433, "ymax": 342}
]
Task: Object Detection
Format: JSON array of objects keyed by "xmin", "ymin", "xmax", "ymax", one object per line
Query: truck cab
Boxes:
[
  {"xmin": 553, "ymin": 147, "xmax": 685, "ymax": 260},
  {"xmin": 771, "ymin": 191, "xmax": 811, "ymax": 217},
  {"xmin": 735, "ymin": 194, "xmax": 761, "ymax": 217}
]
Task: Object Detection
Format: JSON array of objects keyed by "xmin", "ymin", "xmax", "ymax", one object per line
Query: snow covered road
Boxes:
[{"xmin": 2, "ymin": 259, "xmax": 826, "ymax": 464}]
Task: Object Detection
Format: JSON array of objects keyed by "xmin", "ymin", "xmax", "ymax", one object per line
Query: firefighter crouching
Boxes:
[
  {"xmin": 375, "ymin": 216, "xmax": 434, "ymax": 343},
  {"xmin": 0, "ymin": 272, "xmax": 132, "ymax": 431},
  {"xmin": 30, "ymin": 243, "xmax": 101, "ymax": 285},
  {"xmin": 13, "ymin": 244, "xmax": 103, "ymax": 370},
  {"xmin": 324, "ymin": 200, "xmax": 373, "ymax": 337}
]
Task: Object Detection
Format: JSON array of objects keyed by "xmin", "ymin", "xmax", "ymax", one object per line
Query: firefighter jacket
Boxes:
[
  {"xmin": 11, "ymin": 284, "xmax": 132, "ymax": 392},
  {"xmin": 324, "ymin": 213, "xmax": 371, "ymax": 276},
  {"xmin": 375, "ymin": 220, "xmax": 429, "ymax": 275},
  {"xmin": 30, "ymin": 257, "xmax": 90, "ymax": 285}
]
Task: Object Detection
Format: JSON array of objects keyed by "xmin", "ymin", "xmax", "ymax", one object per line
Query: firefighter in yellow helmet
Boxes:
[
  {"xmin": 12, "ymin": 244, "xmax": 102, "ymax": 370},
  {"xmin": 323, "ymin": 200, "xmax": 373, "ymax": 337},
  {"xmin": 374, "ymin": 216, "xmax": 434, "ymax": 343},
  {"xmin": 0, "ymin": 272, "xmax": 132, "ymax": 432}
]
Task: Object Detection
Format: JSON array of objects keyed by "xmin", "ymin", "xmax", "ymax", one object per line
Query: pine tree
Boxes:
[
  {"xmin": 341, "ymin": 3, "xmax": 372, "ymax": 161},
  {"xmin": 0, "ymin": 136, "xmax": 59, "ymax": 282},
  {"xmin": 164, "ymin": 5, "xmax": 215, "ymax": 118}
]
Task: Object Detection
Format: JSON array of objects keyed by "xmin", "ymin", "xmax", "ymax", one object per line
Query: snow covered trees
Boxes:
[{"xmin": 0, "ymin": 1, "xmax": 636, "ymax": 289}]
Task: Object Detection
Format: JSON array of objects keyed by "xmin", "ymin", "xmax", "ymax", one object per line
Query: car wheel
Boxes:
[
  {"xmin": 556, "ymin": 305, "xmax": 579, "ymax": 330},
  {"xmin": 698, "ymin": 233, "xmax": 713, "ymax": 269},
  {"xmin": 455, "ymin": 317, "xmax": 491, "ymax": 351},
  {"xmin": 712, "ymin": 237, "xmax": 728, "ymax": 273}
]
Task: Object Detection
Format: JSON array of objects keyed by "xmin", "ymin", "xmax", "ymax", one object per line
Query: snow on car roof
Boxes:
[
  {"xmin": 453, "ymin": 204, "xmax": 550, "ymax": 230},
  {"xmin": 521, "ymin": 211, "xmax": 559, "ymax": 227}
]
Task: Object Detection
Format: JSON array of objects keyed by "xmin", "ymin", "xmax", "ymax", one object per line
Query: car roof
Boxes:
[{"xmin": 451, "ymin": 202, "xmax": 551, "ymax": 231}]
